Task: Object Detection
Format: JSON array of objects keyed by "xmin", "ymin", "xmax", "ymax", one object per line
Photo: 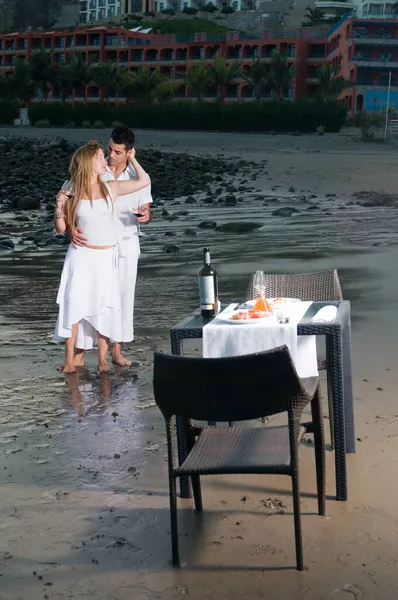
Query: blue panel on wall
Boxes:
[{"xmin": 364, "ymin": 89, "xmax": 398, "ymax": 112}]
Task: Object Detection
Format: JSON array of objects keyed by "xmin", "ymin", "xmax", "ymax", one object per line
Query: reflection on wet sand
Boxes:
[{"xmin": 64, "ymin": 370, "xmax": 122, "ymax": 416}]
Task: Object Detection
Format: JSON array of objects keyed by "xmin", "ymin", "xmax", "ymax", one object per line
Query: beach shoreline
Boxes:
[{"xmin": 1, "ymin": 128, "xmax": 398, "ymax": 599}]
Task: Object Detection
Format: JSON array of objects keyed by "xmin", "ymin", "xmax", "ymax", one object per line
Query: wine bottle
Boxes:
[{"xmin": 198, "ymin": 247, "xmax": 218, "ymax": 318}]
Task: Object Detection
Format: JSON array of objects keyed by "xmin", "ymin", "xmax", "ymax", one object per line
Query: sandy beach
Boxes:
[{"xmin": 1, "ymin": 126, "xmax": 398, "ymax": 600}]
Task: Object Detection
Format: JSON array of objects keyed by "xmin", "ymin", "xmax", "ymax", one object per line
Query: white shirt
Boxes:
[{"xmin": 101, "ymin": 162, "xmax": 152, "ymax": 255}]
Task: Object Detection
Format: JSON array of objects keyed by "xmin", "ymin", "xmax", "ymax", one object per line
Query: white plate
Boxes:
[{"xmin": 215, "ymin": 310, "xmax": 275, "ymax": 325}]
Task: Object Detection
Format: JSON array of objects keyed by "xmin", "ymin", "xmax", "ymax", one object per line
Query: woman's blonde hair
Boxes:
[{"xmin": 65, "ymin": 140, "xmax": 111, "ymax": 231}]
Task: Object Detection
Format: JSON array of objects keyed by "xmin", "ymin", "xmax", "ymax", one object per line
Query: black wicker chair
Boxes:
[
  {"xmin": 247, "ymin": 269, "xmax": 343, "ymax": 446},
  {"xmin": 153, "ymin": 347, "xmax": 326, "ymax": 571}
]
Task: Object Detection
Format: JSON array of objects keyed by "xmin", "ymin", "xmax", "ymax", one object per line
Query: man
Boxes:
[{"xmin": 73, "ymin": 126, "xmax": 152, "ymax": 367}]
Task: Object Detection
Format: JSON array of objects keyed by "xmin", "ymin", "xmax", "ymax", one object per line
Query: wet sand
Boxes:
[{"xmin": 1, "ymin": 127, "xmax": 398, "ymax": 599}]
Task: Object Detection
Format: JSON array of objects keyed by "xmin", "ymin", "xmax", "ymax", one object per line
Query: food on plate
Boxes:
[
  {"xmin": 251, "ymin": 297, "xmax": 273, "ymax": 312},
  {"xmin": 270, "ymin": 297, "xmax": 287, "ymax": 304},
  {"xmin": 229, "ymin": 310, "xmax": 270, "ymax": 321}
]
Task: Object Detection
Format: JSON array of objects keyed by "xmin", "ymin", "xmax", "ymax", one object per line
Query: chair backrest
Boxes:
[
  {"xmin": 247, "ymin": 269, "xmax": 343, "ymax": 303},
  {"xmin": 153, "ymin": 347, "xmax": 307, "ymax": 423}
]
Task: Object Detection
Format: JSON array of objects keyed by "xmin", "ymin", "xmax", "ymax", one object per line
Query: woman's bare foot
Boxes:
[
  {"xmin": 111, "ymin": 351, "xmax": 132, "ymax": 367},
  {"xmin": 74, "ymin": 350, "xmax": 85, "ymax": 368},
  {"xmin": 98, "ymin": 361, "xmax": 110, "ymax": 374},
  {"xmin": 57, "ymin": 363, "xmax": 77, "ymax": 374}
]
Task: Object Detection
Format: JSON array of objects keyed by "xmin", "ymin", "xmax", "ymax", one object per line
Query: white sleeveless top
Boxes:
[{"xmin": 76, "ymin": 189, "xmax": 116, "ymax": 246}]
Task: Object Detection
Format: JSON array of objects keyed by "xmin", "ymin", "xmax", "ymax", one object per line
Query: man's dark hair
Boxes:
[{"xmin": 111, "ymin": 126, "xmax": 135, "ymax": 151}]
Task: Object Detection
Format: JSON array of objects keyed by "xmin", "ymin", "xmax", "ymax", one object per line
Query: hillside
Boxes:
[{"xmin": 122, "ymin": 18, "xmax": 231, "ymax": 36}]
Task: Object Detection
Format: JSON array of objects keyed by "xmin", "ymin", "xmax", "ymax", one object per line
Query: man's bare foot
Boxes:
[
  {"xmin": 57, "ymin": 363, "xmax": 77, "ymax": 374},
  {"xmin": 74, "ymin": 351, "xmax": 85, "ymax": 368},
  {"xmin": 98, "ymin": 361, "xmax": 111, "ymax": 373},
  {"xmin": 111, "ymin": 352, "xmax": 132, "ymax": 367}
]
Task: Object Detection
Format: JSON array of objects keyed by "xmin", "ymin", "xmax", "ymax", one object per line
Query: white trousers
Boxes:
[{"xmin": 76, "ymin": 240, "xmax": 140, "ymax": 350}]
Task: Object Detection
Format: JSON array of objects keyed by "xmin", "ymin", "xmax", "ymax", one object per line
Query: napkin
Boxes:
[{"xmin": 311, "ymin": 306, "xmax": 337, "ymax": 323}]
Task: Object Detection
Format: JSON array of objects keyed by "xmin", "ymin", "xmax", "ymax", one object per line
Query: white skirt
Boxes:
[
  {"xmin": 54, "ymin": 244, "xmax": 123, "ymax": 347},
  {"xmin": 76, "ymin": 238, "xmax": 140, "ymax": 348}
]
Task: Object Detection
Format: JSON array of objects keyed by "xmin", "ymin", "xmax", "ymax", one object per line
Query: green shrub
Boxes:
[
  {"xmin": 144, "ymin": 10, "xmax": 155, "ymax": 16},
  {"xmin": 317, "ymin": 124, "xmax": 325, "ymax": 135},
  {"xmin": 35, "ymin": 119, "xmax": 51, "ymax": 127},
  {"xmin": 66, "ymin": 121, "xmax": 76, "ymax": 128},
  {"xmin": 111, "ymin": 120, "xmax": 123, "ymax": 127},
  {"xmin": 28, "ymin": 99, "xmax": 346, "ymax": 133},
  {"xmin": 161, "ymin": 8, "xmax": 175, "ymax": 14},
  {"xmin": 182, "ymin": 6, "xmax": 198, "ymax": 14},
  {"xmin": 0, "ymin": 102, "xmax": 18, "ymax": 124},
  {"xmin": 221, "ymin": 5, "xmax": 235, "ymax": 12},
  {"xmin": 202, "ymin": 2, "xmax": 218, "ymax": 11},
  {"xmin": 92, "ymin": 119, "xmax": 106, "ymax": 128}
]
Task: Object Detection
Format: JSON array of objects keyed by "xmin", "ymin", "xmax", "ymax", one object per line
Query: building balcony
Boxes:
[
  {"xmin": 315, "ymin": 0, "xmax": 353, "ymax": 7},
  {"xmin": 357, "ymin": 80, "xmax": 398, "ymax": 86},
  {"xmin": 306, "ymin": 77, "xmax": 321, "ymax": 83},
  {"xmin": 351, "ymin": 55, "xmax": 398, "ymax": 67},
  {"xmin": 353, "ymin": 36, "xmax": 398, "ymax": 44},
  {"xmin": 307, "ymin": 55, "xmax": 325, "ymax": 61}
]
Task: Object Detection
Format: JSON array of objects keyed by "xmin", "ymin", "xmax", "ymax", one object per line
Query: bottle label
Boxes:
[{"xmin": 199, "ymin": 276, "xmax": 215, "ymax": 309}]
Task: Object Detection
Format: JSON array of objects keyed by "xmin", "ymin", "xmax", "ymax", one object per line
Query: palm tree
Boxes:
[
  {"xmin": 183, "ymin": 63, "xmax": 210, "ymax": 101},
  {"xmin": 8, "ymin": 58, "xmax": 37, "ymax": 106},
  {"xmin": 304, "ymin": 6, "xmax": 326, "ymax": 24},
  {"xmin": 56, "ymin": 53, "xmax": 93, "ymax": 102},
  {"xmin": 0, "ymin": 72, "xmax": 11, "ymax": 101},
  {"xmin": 119, "ymin": 67, "xmax": 168, "ymax": 103},
  {"xmin": 118, "ymin": 68, "xmax": 136, "ymax": 103},
  {"xmin": 269, "ymin": 49, "xmax": 295, "ymax": 102},
  {"xmin": 28, "ymin": 48, "xmax": 56, "ymax": 101},
  {"xmin": 243, "ymin": 60, "xmax": 270, "ymax": 102},
  {"xmin": 155, "ymin": 79, "xmax": 178, "ymax": 102},
  {"xmin": 317, "ymin": 63, "xmax": 353, "ymax": 100},
  {"xmin": 207, "ymin": 56, "xmax": 241, "ymax": 102},
  {"xmin": 92, "ymin": 62, "xmax": 118, "ymax": 102}
]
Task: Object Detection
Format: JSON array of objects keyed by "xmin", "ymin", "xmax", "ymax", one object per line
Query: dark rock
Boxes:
[
  {"xmin": 326, "ymin": 193, "xmax": 336, "ymax": 197},
  {"xmin": 163, "ymin": 244, "xmax": 180, "ymax": 254},
  {"xmin": 185, "ymin": 196, "xmax": 197, "ymax": 204},
  {"xmin": 0, "ymin": 237, "xmax": 15, "ymax": 249},
  {"xmin": 0, "ymin": 244, "xmax": 13, "ymax": 253},
  {"xmin": 13, "ymin": 196, "xmax": 41, "ymax": 210},
  {"xmin": 216, "ymin": 222, "xmax": 262, "ymax": 234},
  {"xmin": 296, "ymin": 195, "xmax": 307, "ymax": 201},
  {"xmin": 198, "ymin": 221, "xmax": 217, "ymax": 230},
  {"xmin": 174, "ymin": 210, "xmax": 189, "ymax": 217},
  {"xmin": 288, "ymin": 186, "xmax": 295, "ymax": 193},
  {"xmin": 164, "ymin": 232, "xmax": 176, "ymax": 237},
  {"xmin": 161, "ymin": 209, "xmax": 170, "ymax": 216},
  {"xmin": 306, "ymin": 205, "xmax": 319, "ymax": 210},
  {"xmin": 184, "ymin": 228, "xmax": 197, "ymax": 236},
  {"xmin": 272, "ymin": 207, "xmax": 299, "ymax": 217}
]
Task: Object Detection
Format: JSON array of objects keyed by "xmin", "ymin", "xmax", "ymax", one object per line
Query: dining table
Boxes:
[{"xmin": 169, "ymin": 300, "xmax": 354, "ymax": 502}]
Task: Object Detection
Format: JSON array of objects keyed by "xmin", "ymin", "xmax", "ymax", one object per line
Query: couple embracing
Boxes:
[{"xmin": 54, "ymin": 126, "xmax": 152, "ymax": 373}]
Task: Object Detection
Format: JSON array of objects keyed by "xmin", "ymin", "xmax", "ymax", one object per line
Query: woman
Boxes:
[{"xmin": 54, "ymin": 140, "xmax": 150, "ymax": 374}]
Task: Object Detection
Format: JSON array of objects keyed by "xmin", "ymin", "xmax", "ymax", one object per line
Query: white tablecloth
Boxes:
[{"xmin": 203, "ymin": 302, "xmax": 318, "ymax": 378}]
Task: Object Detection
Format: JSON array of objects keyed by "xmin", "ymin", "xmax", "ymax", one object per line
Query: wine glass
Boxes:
[
  {"xmin": 61, "ymin": 180, "xmax": 75, "ymax": 199},
  {"xmin": 252, "ymin": 270, "xmax": 266, "ymax": 299},
  {"xmin": 133, "ymin": 203, "xmax": 146, "ymax": 237}
]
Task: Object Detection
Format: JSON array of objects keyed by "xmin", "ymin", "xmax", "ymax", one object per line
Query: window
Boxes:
[
  {"xmin": 232, "ymin": 1, "xmax": 238, "ymax": 8},
  {"xmin": 160, "ymin": 2, "xmax": 164, "ymax": 8},
  {"xmin": 108, "ymin": 5, "xmax": 115, "ymax": 15}
]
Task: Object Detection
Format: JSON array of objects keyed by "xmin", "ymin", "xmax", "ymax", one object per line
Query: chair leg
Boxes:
[
  {"xmin": 326, "ymin": 339, "xmax": 335, "ymax": 450},
  {"xmin": 291, "ymin": 470, "xmax": 304, "ymax": 571},
  {"xmin": 169, "ymin": 474, "xmax": 180, "ymax": 567},
  {"xmin": 191, "ymin": 475, "xmax": 203, "ymax": 512},
  {"xmin": 311, "ymin": 389, "xmax": 326, "ymax": 516}
]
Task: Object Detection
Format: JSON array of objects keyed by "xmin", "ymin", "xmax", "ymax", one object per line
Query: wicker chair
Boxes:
[
  {"xmin": 246, "ymin": 269, "xmax": 343, "ymax": 446},
  {"xmin": 153, "ymin": 347, "xmax": 326, "ymax": 571}
]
